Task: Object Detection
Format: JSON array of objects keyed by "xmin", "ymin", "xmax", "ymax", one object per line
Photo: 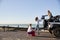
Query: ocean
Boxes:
[{"xmin": 0, "ymin": 24, "xmax": 43, "ymax": 28}]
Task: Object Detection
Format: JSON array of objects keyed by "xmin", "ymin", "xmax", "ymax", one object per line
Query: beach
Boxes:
[{"xmin": 0, "ymin": 30, "xmax": 59, "ymax": 40}]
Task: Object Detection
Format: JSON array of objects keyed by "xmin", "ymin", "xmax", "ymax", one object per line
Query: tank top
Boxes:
[{"xmin": 27, "ymin": 26, "xmax": 32, "ymax": 32}]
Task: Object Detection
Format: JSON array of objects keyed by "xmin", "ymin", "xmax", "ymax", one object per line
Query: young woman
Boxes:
[
  {"xmin": 48, "ymin": 10, "xmax": 53, "ymax": 22},
  {"xmin": 35, "ymin": 17, "xmax": 41, "ymax": 35}
]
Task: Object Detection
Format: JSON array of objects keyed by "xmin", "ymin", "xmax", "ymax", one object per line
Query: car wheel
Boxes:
[{"xmin": 53, "ymin": 28, "xmax": 60, "ymax": 37}]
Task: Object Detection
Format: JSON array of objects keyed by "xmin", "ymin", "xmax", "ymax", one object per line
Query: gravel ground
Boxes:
[{"xmin": 0, "ymin": 31, "xmax": 60, "ymax": 40}]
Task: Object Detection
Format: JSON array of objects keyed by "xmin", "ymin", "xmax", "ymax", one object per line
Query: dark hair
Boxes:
[
  {"xmin": 35, "ymin": 17, "xmax": 38, "ymax": 21},
  {"xmin": 29, "ymin": 24, "xmax": 32, "ymax": 26}
]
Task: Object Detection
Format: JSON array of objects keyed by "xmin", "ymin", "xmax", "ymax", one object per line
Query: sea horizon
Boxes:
[{"xmin": 0, "ymin": 24, "xmax": 43, "ymax": 28}]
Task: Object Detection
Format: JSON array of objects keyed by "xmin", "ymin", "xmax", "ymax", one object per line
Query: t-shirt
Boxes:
[
  {"xmin": 27, "ymin": 26, "xmax": 32, "ymax": 32},
  {"xmin": 36, "ymin": 19, "xmax": 41, "ymax": 25}
]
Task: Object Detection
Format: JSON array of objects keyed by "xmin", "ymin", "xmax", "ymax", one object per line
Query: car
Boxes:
[{"xmin": 41, "ymin": 15, "xmax": 60, "ymax": 37}]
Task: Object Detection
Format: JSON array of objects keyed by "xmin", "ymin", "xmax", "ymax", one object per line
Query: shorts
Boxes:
[
  {"xmin": 28, "ymin": 31, "xmax": 35, "ymax": 36},
  {"xmin": 28, "ymin": 31, "xmax": 32, "ymax": 34},
  {"xmin": 35, "ymin": 25, "xmax": 39, "ymax": 30}
]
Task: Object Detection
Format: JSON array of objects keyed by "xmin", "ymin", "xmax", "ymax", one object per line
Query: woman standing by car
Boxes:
[{"xmin": 35, "ymin": 17, "xmax": 41, "ymax": 35}]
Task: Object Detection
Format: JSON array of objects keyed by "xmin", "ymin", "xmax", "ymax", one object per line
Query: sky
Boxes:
[{"xmin": 0, "ymin": 0, "xmax": 60, "ymax": 24}]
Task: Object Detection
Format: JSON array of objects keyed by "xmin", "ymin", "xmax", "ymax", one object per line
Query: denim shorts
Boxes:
[{"xmin": 35, "ymin": 25, "xmax": 39, "ymax": 30}]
